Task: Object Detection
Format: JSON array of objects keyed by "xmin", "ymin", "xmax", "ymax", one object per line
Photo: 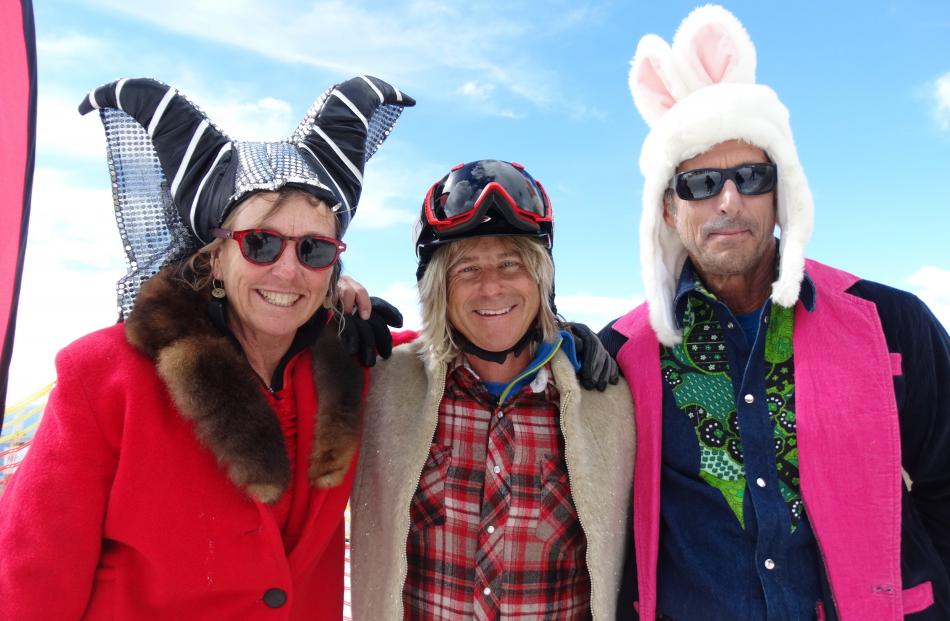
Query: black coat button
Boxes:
[{"xmin": 263, "ymin": 588, "xmax": 287, "ymax": 608}]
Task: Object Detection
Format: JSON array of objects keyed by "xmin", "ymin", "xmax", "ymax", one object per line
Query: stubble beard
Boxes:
[{"xmin": 692, "ymin": 216, "xmax": 771, "ymax": 279}]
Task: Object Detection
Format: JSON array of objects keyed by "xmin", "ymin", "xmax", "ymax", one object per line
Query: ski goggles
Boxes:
[
  {"xmin": 671, "ymin": 163, "xmax": 777, "ymax": 201},
  {"xmin": 424, "ymin": 161, "xmax": 553, "ymax": 235},
  {"xmin": 212, "ymin": 228, "xmax": 346, "ymax": 270}
]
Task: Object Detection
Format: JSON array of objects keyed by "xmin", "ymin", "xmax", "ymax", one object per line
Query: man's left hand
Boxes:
[
  {"xmin": 565, "ymin": 322, "xmax": 620, "ymax": 392},
  {"xmin": 339, "ymin": 297, "xmax": 404, "ymax": 368}
]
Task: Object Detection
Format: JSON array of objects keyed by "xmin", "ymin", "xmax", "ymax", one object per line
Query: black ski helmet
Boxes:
[{"xmin": 413, "ymin": 159, "xmax": 554, "ymax": 281}]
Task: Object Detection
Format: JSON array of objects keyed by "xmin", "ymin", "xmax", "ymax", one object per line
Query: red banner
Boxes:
[{"xmin": 0, "ymin": 0, "xmax": 37, "ymax": 424}]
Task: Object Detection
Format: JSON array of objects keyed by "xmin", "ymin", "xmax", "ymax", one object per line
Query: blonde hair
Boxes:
[
  {"xmin": 418, "ymin": 236, "xmax": 558, "ymax": 366},
  {"xmin": 180, "ymin": 188, "xmax": 342, "ymax": 311}
]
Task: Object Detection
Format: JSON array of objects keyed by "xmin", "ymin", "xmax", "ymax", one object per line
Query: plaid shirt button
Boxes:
[{"xmin": 492, "ymin": 465, "xmax": 501, "ymax": 474}]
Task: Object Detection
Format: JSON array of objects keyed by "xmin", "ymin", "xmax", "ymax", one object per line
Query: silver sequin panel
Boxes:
[
  {"xmin": 230, "ymin": 141, "xmax": 335, "ymax": 203},
  {"xmin": 101, "ymin": 108, "xmax": 199, "ymax": 320}
]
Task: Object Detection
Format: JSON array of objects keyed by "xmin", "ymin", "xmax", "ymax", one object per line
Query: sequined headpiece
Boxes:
[{"xmin": 79, "ymin": 76, "xmax": 414, "ymax": 318}]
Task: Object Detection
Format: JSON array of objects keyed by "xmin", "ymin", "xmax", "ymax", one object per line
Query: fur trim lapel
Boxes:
[
  {"xmin": 307, "ymin": 324, "xmax": 364, "ymax": 489},
  {"xmin": 125, "ymin": 265, "xmax": 364, "ymax": 503}
]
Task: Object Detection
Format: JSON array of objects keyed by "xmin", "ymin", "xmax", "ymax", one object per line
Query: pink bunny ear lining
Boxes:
[
  {"xmin": 631, "ymin": 56, "xmax": 677, "ymax": 125},
  {"xmin": 687, "ymin": 23, "xmax": 738, "ymax": 85}
]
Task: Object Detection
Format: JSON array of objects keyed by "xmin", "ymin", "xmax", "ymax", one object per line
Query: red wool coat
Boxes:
[
  {"xmin": 0, "ymin": 325, "xmax": 353, "ymax": 619},
  {"xmin": 0, "ymin": 269, "xmax": 366, "ymax": 620}
]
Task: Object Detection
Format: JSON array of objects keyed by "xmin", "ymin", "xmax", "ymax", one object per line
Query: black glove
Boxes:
[
  {"xmin": 338, "ymin": 297, "xmax": 404, "ymax": 368},
  {"xmin": 565, "ymin": 321, "xmax": 620, "ymax": 392}
]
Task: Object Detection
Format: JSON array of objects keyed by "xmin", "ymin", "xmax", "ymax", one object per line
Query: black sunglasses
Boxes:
[
  {"xmin": 671, "ymin": 163, "xmax": 777, "ymax": 201},
  {"xmin": 212, "ymin": 228, "xmax": 345, "ymax": 271}
]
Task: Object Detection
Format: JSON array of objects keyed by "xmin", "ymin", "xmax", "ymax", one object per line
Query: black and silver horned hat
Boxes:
[{"xmin": 79, "ymin": 76, "xmax": 414, "ymax": 318}]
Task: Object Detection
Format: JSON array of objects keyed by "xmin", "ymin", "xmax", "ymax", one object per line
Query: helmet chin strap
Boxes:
[{"xmin": 453, "ymin": 326, "xmax": 541, "ymax": 365}]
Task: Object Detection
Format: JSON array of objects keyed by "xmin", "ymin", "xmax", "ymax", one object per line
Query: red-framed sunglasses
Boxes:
[
  {"xmin": 212, "ymin": 228, "xmax": 346, "ymax": 271},
  {"xmin": 424, "ymin": 160, "xmax": 553, "ymax": 236}
]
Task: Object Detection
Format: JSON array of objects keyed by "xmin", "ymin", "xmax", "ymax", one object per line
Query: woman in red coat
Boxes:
[{"xmin": 0, "ymin": 75, "xmax": 412, "ymax": 620}]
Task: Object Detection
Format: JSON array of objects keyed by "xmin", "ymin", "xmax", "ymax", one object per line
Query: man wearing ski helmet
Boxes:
[
  {"xmin": 602, "ymin": 6, "xmax": 950, "ymax": 620},
  {"xmin": 351, "ymin": 159, "xmax": 635, "ymax": 620}
]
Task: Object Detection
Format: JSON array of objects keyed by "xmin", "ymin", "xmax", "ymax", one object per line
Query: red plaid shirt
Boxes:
[{"xmin": 404, "ymin": 359, "xmax": 591, "ymax": 620}]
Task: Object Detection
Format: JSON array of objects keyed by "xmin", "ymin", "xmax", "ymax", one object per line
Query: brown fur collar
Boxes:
[{"xmin": 125, "ymin": 264, "xmax": 364, "ymax": 503}]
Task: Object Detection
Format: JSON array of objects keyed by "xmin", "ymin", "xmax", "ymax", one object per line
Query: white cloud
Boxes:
[
  {"xmin": 349, "ymin": 154, "xmax": 440, "ymax": 231},
  {"xmin": 459, "ymin": 81, "xmax": 496, "ymax": 100},
  {"xmin": 545, "ymin": 3, "xmax": 607, "ymax": 34},
  {"xmin": 555, "ymin": 292, "xmax": 642, "ymax": 332},
  {"xmin": 7, "ymin": 167, "xmax": 126, "ymax": 402},
  {"xmin": 36, "ymin": 33, "xmax": 107, "ymax": 60},
  {"xmin": 378, "ymin": 281, "xmax": 422, "ymax": 331},
  {"xmin": 906, "ymin": 265, "xmax": 950, "ymax": 329},
  {"xmin": 192, "ymin": 95, "xmax": 295, "ymax": 141},
  {"xmin": 935, "ymin": 73, "xmax": 950, "ymax": 131},
  {"xmin": 566, "ymin": 102, "xmax": 608, "ymax": 122},
  {"xmin": 351, "ymin": 184, "xmax": 418, "ymax": 230},
  {"xmin": 37, "ymin": 90, "xmax": 108, "ymax": 160},
  {"xmin": 497, "ymin": 109, "xmax": 526, "ymax": 120},
  {"xmin": 456, "ymin": 80, "xmax": 527, "ymax": 119},
  {"xmin": 81, "ymin": 0, "xmax": 589, "ymax": 113},
  {"xmin": 26, "ymin": 168, "xmax": 123, "ymax": 270},
  {"xmin": 351, "ymin": 199, "xmax": 417, "ymax": 230},
  {"xmin": 85, "ymin": 0, "xmax": 517, "ymax": 78}
]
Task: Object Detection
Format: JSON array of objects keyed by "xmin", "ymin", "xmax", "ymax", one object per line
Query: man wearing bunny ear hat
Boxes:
[{"xmin": 600, "ymin": 5, "xmax": 950, "ymax": 621}]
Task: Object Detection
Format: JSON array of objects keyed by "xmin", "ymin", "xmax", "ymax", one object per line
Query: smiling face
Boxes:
[
  {"xmin": 445, "ymin": 236, "xmax": 541, "ymax": 354},
  {"xmin": 213, "ymin": 191, "xmax": 337, "ymax": 354},
  {"xmin": 665, "ymin": 140, "xmax": 777, "ymax": 282}
]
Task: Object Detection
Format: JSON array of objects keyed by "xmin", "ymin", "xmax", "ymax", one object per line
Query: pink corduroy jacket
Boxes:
[{"xmin": 613, "ymin": 260, "xmax": 937, "ymax": 620}]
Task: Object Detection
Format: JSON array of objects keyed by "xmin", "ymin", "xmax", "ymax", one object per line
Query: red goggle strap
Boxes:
[{"xmin": 532, "ymin": 179, "xmax": 554, "ymax": 221}]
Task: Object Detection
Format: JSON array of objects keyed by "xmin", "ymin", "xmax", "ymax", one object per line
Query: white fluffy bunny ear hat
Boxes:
[{"xmin": 629, "ymin": 4, "xmax": 813, "ymax": 345}]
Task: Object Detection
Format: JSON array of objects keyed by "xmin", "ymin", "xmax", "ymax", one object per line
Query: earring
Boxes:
[{"xmin": 211, "ymin": 279, "xmax": 226, "ymax": 299}]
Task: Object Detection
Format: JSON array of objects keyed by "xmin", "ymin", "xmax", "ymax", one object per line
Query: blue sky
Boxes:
[{"xmin": 6, "ymin": 0, "xmax": 949, "ymax": 402}]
